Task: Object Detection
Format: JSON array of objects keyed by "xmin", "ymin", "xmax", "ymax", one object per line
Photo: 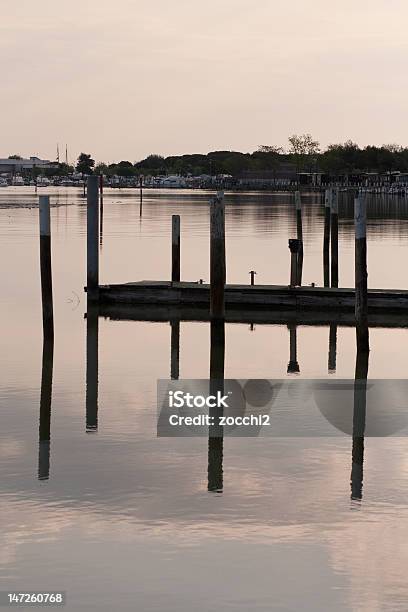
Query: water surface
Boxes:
[{"xmin": 1, "ymin": 187, "xmax": 408, "ymax": 611}]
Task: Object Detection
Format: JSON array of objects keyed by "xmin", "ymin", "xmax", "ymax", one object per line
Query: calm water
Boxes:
[{"xmin": 1, "ymin": 187, "xmax": 408, "ymax": 611}]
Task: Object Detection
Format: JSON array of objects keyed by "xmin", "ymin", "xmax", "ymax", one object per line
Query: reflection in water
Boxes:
[
  {"xmin": 170, "ymin": 320, "xmax": 180, "ymax": 380},
  {"xmin": 86, "ymin": 303, "xmax": 99, "ymax": 432},
  {"xmin": 287, "ymin": 324, "xmax": 300, "ymax": 374},
  {"xmin": 38, "ymin": 336, "xmax": 54, "ymax": 481},
  {"xmin": 351, "ymin": 337, "xmax": 370, "ymax": 501},
  {"xmin": 328, "ymin": 324, "xmax": 337, "ymax": 373},
  {"xmin": 208, "ymin": 319, "xmax": 225, "ymax": 493},
  {"xmin": 5, "ymin": 188, "xmax": 408, "ymax": 610}
]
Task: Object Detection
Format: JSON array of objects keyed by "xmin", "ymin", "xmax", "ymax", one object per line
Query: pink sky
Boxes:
[{"xmin": 2, "ymin": 0, "xmax": 407, "ymax": 163}]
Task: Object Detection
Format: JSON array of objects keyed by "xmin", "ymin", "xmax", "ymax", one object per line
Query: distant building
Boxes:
[
  {"xmin": 0, "ymin": 157, "xmax": 57, "ymax": 175},
  {"xmin": 238, "ymin": 162, "xmax": 298, "ymax": 187}
]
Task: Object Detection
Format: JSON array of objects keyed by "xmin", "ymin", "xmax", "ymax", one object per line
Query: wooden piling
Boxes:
[
  {"xmin": 38, "ymin": 336, "xmax": 54, "ymax": 480},
  {"xmin": 87, "ymin": 175, "xmax": 99, "ymax": 300},
  {"xmin": 355, "ymin": 194, "xmax": 369, "ymax": 352},
  {"xmin": 139, "ymin": 176, "xmax": 143, "ymax": 216},
  {"xmin": 295, "ymin": 191, "xmax": 303, "ymax": 285},
  {"xmin": 210, "ymin": 193, "xmax": 226, "ymax": 319},
  {"xmin": 171, "ymin": 215, "xmax": 181, "ymax": 283},
  {"xmin": 323, "ymin": 188, "xmax": 331, "ymax": 287},
  {"xmin": 250, "ymin": 270, "xmax": 256, "ymax": 286},
  {"xmin": 39, "ymin": 195, "xmax": 54, "ymax": 338},
  {"xmin": 99, "ymin": 174, "xmax": 104, "ymax": 248},
  {"xmin": 330, "ymin": 188, "xmax": 339, "ymax": 288},
  {"xmin": 289, "ymin": 239, "xmax": 300, "ymax": 287}
]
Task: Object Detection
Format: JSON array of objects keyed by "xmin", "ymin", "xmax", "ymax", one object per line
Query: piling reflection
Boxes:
[
  {"xmin": 351, "ymin": 335, "xmax": 370, "ymax": 501},
  {"xmin": 81, "ymin": 302, "xmax": 378, "ymax": 500},
  {"xmin": 170, "ymin": 320, "xmax": 180, "ymax": 380},
  {"xmin": 328, "ymin": 324, "xmax": 337, "ymax": 373},
  {"xmin": 38, "ymin": 336, "xmax": 54, "ymax": 480},
  {"xmin": 208, "ymin": 319, "xmax": 225, "ymax": 492},
  {"xmin": 287, "ymin": 324, "xmax": 300, "ymax": 374},
  {"xmin": 86, "ymin": 303, "xmax": 99, "ymax": 432}
]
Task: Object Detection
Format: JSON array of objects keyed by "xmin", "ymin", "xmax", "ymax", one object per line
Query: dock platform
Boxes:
[{"xmin": 95, "ymin": 281, "xmax": 408, "ymax": 314}]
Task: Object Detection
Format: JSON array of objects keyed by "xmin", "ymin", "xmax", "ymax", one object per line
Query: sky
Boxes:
[{"xmin": 2, "ymin": 0, "xmax": 408, "ymax": 164}]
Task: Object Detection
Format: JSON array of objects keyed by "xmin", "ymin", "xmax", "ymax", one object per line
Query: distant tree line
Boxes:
[{"xmin": 33, "ymin": 136, "xmax": 408, "ymax": 178}]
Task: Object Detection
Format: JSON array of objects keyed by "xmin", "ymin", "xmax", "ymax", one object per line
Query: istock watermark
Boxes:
[{"xmin": 157, "ymin": 379, "xmax": 408, "ymax": 437}]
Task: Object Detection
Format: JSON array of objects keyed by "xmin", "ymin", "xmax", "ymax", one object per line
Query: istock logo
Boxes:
[{"xmin": 169, "ymin": 390, "xmax": 231, "ymax": 409}]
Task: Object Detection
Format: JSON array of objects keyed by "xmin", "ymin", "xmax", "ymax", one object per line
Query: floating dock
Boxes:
[{"xmin": 96, "ymin": 281, "xmax": 408, "ymax": 313}]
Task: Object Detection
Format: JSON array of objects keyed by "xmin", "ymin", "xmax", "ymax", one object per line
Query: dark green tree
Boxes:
[
  {"xmin": 115, "ymin": 161, "xmax": 136, "ymax": 177},
  {"xmin": 76, "ymin": 153, "xmax": 95, "ymax": 175}
]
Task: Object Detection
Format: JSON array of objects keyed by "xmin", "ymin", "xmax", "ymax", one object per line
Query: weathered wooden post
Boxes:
[
  {"xmin": 355, "ymin": 194, "xmax": 369, "ymax": 352},
  {"xmin": 249, "ymin": 270, "xmax": 256, "ymax": 285},
  {"xmin": 99, "ymin": 174, "xmax": 104, "ymax": 249},
  {"xmin": 87, "ymin": 175, "xmax": 99, "ymax": 300},
  {"xmin": 170, "ymin": 320, "xmax": 180, "ymax": 380},
  {"xmin": 139, "ymin": 176, "xmax": 143, "ymax": 217},
  {"xmin": 288, "ymin": 239, "xmax": 300, "ymax": 287},
  {"xmin": 39, "ymin": 195, "xmax": 54, "ymax": 338},
  {"xmin": 208, "ymin": 318, "xmax": 225, "ymax": 492},
  {"xmin": 171, "ymin": 214, "xmax": 181, "ymax": 283},
  {"xmin": 210, "ymin": 192, "xmax": 226, "ymax": 319},
  {"xmin": 323, "ymin": 188, "xmax": 331, "ymax": 287},
  {"xmin": 86, "ymin": 303, "xmax": 99, "ymax": 432},
  {"xmin": 38, "ymin": 336, "xmax": 54, "ymax": 480},
  {"xmin": 330, "ymin": 188, "xmax": 339, "ymax": 287},
  {"xmin": 287, "ymin": 324, "xmax": 300, "ymax": 374},
  {"xmin": 295, "ymin": 191, "xmax": 303, "ymax": 285}
]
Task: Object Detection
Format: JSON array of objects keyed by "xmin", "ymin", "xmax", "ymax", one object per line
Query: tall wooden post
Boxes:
[
  {"xmin": 39, "ymin": 195, "xmax": 54, "ymax": 338},
  {"xmin": 99, "ymin": 174, "xmax": 104, "ymax": 249},
  {"xmin": 139, "ymin": 176, "xmax": 143, "ymax": 217},
  {"xmin": 330, "ymin": 188, "xmax": 339, "ymax": 288},
  {"xmin": 295, "ymin": 191, "xmax": 303, "ymax": 286},
  {"xmin": 87, "ymin": 175, "xmax": 99, "ymax": 300},
  {"xmin": 289, "ymin": 239, "xmax": 300, "ymax": 287},
  {"xmin": 171, "ymin": 215, "xmax": 180, "ymax": 283},
  {"xmin": 323, "ymin": 188, "xmax": 331, "ymax": 287},
  {"xmin": 210, "ymin": 193, "xmax": 226, "ymax": 319},
  {"xmin": 355, "ymin": 194, "xmax": 369, "ymax": 352},
  {"xmin": 38, "ymin": 336, "xmax": 54, "ymax": 480}
]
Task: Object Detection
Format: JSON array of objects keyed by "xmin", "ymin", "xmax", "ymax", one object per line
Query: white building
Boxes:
[{"xmin": 0, "ymin": 156, "xmax": 57, "ymax": 174}]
